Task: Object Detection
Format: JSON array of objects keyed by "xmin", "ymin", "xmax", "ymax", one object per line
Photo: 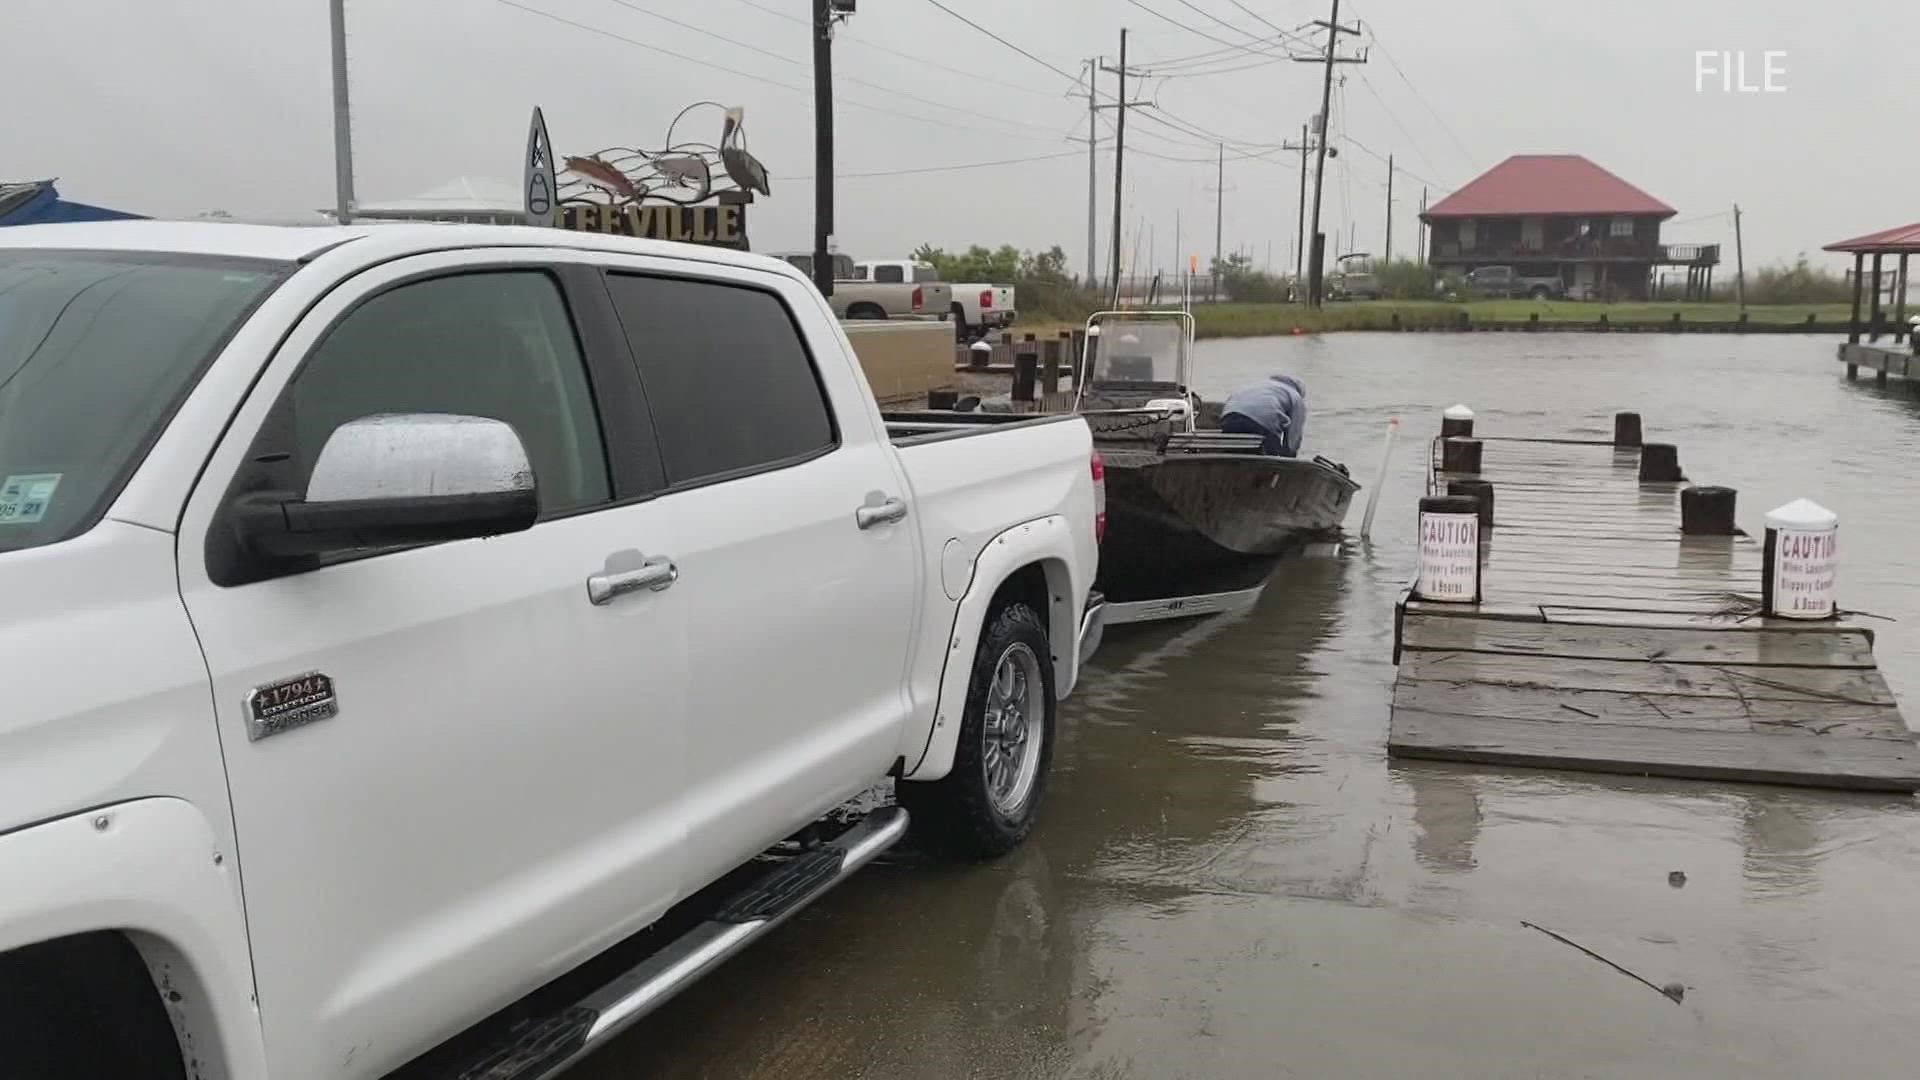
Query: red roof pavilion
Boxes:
[
  {"xmin": 1823, "ymin": 223, "xmax": 1920, "ymax": 255},
  {"xmin": 1423, "ymin": 155, "xmax": 1676, "ymax": 220}
]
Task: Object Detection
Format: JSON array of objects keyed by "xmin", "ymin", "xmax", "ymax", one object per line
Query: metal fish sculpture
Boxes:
[
  {"xmin": 654, "ymin": 155, "xmax": 710, "ymax": 189},
  {"xmin": 563, "ymin": 155, "xmax": 641, "ymax": 201}
]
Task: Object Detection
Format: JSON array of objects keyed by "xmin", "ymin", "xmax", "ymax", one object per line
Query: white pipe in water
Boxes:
[{"xmin": 1358, "ymin": 416, "xmax": 1400, "ymax": 541}]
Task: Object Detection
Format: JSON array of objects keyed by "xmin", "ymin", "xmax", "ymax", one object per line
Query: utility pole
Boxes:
[
  {"xmin": 1103, "ymin": 31, "xmax": 1134, "ymax": 304},
  {"xmin": 1080, "ymin": 58, "xmax": 1102, "ymax": 290},
  {"xmin": 1214, "ymin": 143, "xmax": 1225, "ymax": 297},
  {"xmin": 810, "ymin": 0, "xmax": 840, "ymax": 297},
  {"xmin": 1733, "ymin": 202, "xmax": 1747, "ymax": 311},
  {"xmin": 1383, "ymin": 153, "xmax": 1394, "ymax": 264},
  {"xmin": 1418, "ymin": 187, "xmax": 1427, "ymax": 264},
  {"xmin": 1283, "ymin": 123, "xmax": 1314, "ymax": 289},
  {"xmin": 1293, "ymin": 1, "xmax": 1365, "ymax": 306},
  {"xmin": 328, "ymin": 0, "xmax": 355, "ymax": 223}
]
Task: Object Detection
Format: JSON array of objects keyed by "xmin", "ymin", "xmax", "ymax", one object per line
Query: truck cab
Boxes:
[{"xmin": 0, "ymin": 222, "xmax": 1101, "ymax": 1080}]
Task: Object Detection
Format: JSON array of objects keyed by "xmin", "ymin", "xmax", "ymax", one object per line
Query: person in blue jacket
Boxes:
[{"xmin": 1218, "ymin": 375, "xmax": 1308, "ymax": 457}]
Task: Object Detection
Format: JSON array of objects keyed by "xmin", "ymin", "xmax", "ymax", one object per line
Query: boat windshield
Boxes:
[{"xmin": 1090, "ymin": 318, "xmax": 1188, "ymax": 388}]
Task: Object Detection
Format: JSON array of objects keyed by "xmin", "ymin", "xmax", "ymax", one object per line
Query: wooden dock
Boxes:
[
  {"xmin": 1388, "ymin": 424, "xmax": 1920, "ymax": 792},
  {"xmin": 1840, "ymin": 341, "xmax": 1920, "ymax": 385}
]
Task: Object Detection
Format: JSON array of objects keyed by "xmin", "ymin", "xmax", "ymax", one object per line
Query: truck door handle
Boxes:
[
  {"xmin": 587, "ymin": 557, "xmax": 678, "ymax": 605},
  {"xmin": 856, "ymin": 497, "xmax": 909, "ymax": 530}
]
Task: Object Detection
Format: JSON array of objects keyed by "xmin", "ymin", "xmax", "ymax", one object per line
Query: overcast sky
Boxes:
[{"xmin": 6, "ymin": 0, "xmax": 1914, "ymax": 273}]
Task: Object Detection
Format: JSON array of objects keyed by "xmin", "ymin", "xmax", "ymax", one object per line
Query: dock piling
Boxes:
[
  {"xmin": 1447, "ymin": 479, "xmax": 1495, "ymax": 531},
  {"xmin": 1041, "ymin": 338, "xmax": 1062, "ymax": 397},
  {"xmin": 1440, "ymin": 437, "xmax": 1482, "ymax": 474},
  {"xmin": 1613, "ymin": 411, "xmax": 1643, "ymax": 447},
  {"xmin": 1012, "ymin": 349, "xmax": 1038, "ymax": 404},
  {"xmin": 967, "ymin": 340, "xmax": 991, "ymax": 371},
  {"xmin": 1680, "ymin": 485, "xmax": 1737, "ymax": 535},
  {"xmin": 1762, "ymin": 499, "xmax": 1838, "ymax": 620},
  {"xmin": 1440, "ymin": 404, "xmax": 1475, "ymax": 438},
  {"xmin": 1638, "ymin": 442, "xmax": 1683, "ymax": 482}
]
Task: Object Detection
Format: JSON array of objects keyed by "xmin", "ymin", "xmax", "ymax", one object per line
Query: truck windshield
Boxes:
[{"xmin": 0, "ymin": 249, "xmax": 286, "ymax": 553}]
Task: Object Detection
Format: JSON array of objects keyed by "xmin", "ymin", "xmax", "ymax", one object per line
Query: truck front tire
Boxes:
[
  {"xmin": 900, "ymin": 600, "xmax": 1057, "ymax": 858},
  {"xmin": 0, "ymin": 933, "xmax": 187, "ymax": 1080}
]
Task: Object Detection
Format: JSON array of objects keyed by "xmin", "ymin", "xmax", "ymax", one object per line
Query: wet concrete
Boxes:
[{"xmin": 579, "ymin": 335, "xmax": 1920, "ymax": 1078}]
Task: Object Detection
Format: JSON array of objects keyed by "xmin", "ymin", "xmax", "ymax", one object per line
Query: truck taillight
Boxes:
[
  {"xmin": 980, "ymin": 289, "xmax": 994, "ymax": 310},
  {"xmin": 1090, "ymin": 450, "xmax": 1107, "ymax": 544},
  {"xmin": 912, "ymin": 285, "xmax": 924, "ymax": 311}
]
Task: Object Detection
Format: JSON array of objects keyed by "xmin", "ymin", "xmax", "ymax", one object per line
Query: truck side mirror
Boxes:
[{"xmin": 236, "ymin": 413, "xmax": 539, "ymax": 562}]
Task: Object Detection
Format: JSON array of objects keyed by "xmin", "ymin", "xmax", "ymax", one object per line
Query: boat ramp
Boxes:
[{"xmin": 1388, "ymin": 412, "xmax": 1920, "ymax": 792}]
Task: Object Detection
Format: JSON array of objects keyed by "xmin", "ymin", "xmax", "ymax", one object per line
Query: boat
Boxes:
[{"xmin": 1072, "ymin": 309, "xmax": 1360, "ymax": 624}]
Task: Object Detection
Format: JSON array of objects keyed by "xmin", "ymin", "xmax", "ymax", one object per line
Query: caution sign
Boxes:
[{"xmin": 1416, "ymin": 510, "xmax": 1480, "ymax": 602}]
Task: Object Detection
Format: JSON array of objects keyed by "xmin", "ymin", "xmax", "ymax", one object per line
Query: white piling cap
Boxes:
[
  {"xmin": 969, "ymin": 340, "xmax": 992, "ymax": 353},
  {"xmin": 1443, "ymin": 404, "xmax": 1475, "ymax": 420},
  {"xmin": 1086, "ymin": 324, "xmax": 1103, "ymax": 337},
  {"xmin": 1765, "ymin": 498, "xmax": 1837, "ymax": 530}
]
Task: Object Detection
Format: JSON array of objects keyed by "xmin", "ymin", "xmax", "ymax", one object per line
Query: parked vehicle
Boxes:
[
  {"xmin": 851, "ymin": 258, "xmax": 1016, "ymax": 342},
  {"xmin": 1326, "ymin": 253, "xmax": 1382, "ymax": 301},
  {"xmin": 0, "ymin": 221, "xmax": 1104, "ymax": 1080},
  {"xmin": 1463, "ymin": 264, "xmax": 1566, "ymax": 299},
  {"xmin": 772, "ymin": 251, "xmax": 955, "ymax": 323}
]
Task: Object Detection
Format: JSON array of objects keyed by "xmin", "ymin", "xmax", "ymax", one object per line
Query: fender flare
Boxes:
[
  {"xmin": 0, "ymin": 799, "xmax": 265, "ymax": 1080},
  {"xmin": 904, "ymin": 514, "xmax": 1083, "ymax": 781}
]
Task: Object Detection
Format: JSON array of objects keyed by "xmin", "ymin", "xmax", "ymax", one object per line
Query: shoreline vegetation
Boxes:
[
  {"xmin": 1011, "ymin": 300, "xmax": 1859, "ymax": 342},
  {"xmin": 911, "ymin": 244, "xmax": 1866, "ymax": 342}
]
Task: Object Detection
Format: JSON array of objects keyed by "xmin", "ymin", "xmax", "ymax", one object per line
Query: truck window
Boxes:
[
  {"xmin": 872, "ymin": 264, "xmax": 906, "ymax": 284},
  {"xmin": 603, "ymin": 273, "xmax": 836, "ymax": 487},
  {"xmin": 284, "ymin": 271, "xmax": 610, "ymax": 514},
  {"xmin": 0, "ymin": 250, "xmax": 286, "ymax": 553}
]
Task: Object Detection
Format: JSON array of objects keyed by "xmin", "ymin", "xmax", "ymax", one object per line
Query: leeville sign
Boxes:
[
  {"xmin": 557, "ymin": 202, "xmax": 746, "ymax": 247},
  {"xmin": 523, "ymin": 104, "xmax": 765, "ymax": 252}
]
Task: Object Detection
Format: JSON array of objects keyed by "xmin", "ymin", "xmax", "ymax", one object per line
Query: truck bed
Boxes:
[{"xmin": 881, "ymin": 410, "xmax": 1083, "ymax": 447}]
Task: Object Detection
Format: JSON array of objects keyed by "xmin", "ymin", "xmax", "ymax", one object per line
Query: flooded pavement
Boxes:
[{"xmin": 581, "ymin": 335, "xmax": 1920, "ymax": 1078}]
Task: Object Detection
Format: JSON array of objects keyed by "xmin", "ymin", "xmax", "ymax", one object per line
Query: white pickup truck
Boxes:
[
  {"xmin": 0, "ymin": 222, "xmax": 1105, "ymax": 1080},
  {"xmin": 852, "ymin": 258, "xmax": 1016, "ymax": 342}
]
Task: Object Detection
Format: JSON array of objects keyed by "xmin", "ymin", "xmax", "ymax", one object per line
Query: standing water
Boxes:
[{"xmin": 582, "ymin": 335, "xmax": 1920, "ymax": 1079}]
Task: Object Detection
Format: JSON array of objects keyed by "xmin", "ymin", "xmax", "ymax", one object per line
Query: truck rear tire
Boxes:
[
  {"xmin": 1529, "ymin": 285, "xmax": 1551, "ymax": 299},
  {"xmin": 900, "ymin": 600, "xmax": 1056, "ymax": 858}
]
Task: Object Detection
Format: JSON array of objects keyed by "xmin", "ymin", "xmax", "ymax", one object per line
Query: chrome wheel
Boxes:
[{"xmin": 982, "ymin": 642, "xmax": 1045, "ymax": 816}]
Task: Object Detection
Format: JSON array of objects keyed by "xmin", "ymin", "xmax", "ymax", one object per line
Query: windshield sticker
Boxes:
[{"xmin": 0, "ymin": 474, "xmax": 61, "ymax": 525}]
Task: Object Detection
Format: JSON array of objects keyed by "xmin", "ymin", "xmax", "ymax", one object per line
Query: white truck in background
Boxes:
[
  {"xmin": 0, "ymin": 222, "xmax": 1104, "ymax": 1080},
  {"xmin": 853, "ymin": 258, "xmax": 1016, "ymax": 342},
  {"xmin": 770, "ymin": 251, "xmax": 954, "ymax": 324}
]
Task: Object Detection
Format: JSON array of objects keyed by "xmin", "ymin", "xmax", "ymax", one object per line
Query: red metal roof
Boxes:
[
  {"xmin": 1823, "ymin": 223, "xmax": 1920, "ymax": 255},
  {"xmin": 1422, "ymin": 155, "xmax": 1677, "ymax": 219}
]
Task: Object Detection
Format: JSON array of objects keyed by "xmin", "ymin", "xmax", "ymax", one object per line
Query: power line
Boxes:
[
  {"xmin": 918, "ymin": 0, "xmax": 1086, "ymax": 83},
  {"xmin": 1121, "ymin": 0, "xmax": 1312, "ymax": 61},
  {"xmin": 1339, "ymin": 132, "xmax": 1441, "ymax": 191},
  {"xmin": 486, "ymin": 0, "xmax": 1072, "ymax": 145},
  {"xmin": 1351, "ymin": 67, "xmax": 1446, "ymax": 188},
  {"xmin": 789, "ymin": 149, "xmax": 1083, "ymax": 180},
  {"xmin": 1223, "ymin": 0, "xmax": 1313, "ymax": 44},
  {"xmin": 599, "ymin": 0, "xmax": 1071, "ymax": 141},
  {"xmin": 722, "ymin": 0, "xmax": 1062, "ymax": 98},
  {"xmin": 1354, "ymin": 16, "xmax": 1476, "ymax": 174},
  {"xmin": 1166, "ymin": 0, "xmax": 1280, "ymax": 47}
]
